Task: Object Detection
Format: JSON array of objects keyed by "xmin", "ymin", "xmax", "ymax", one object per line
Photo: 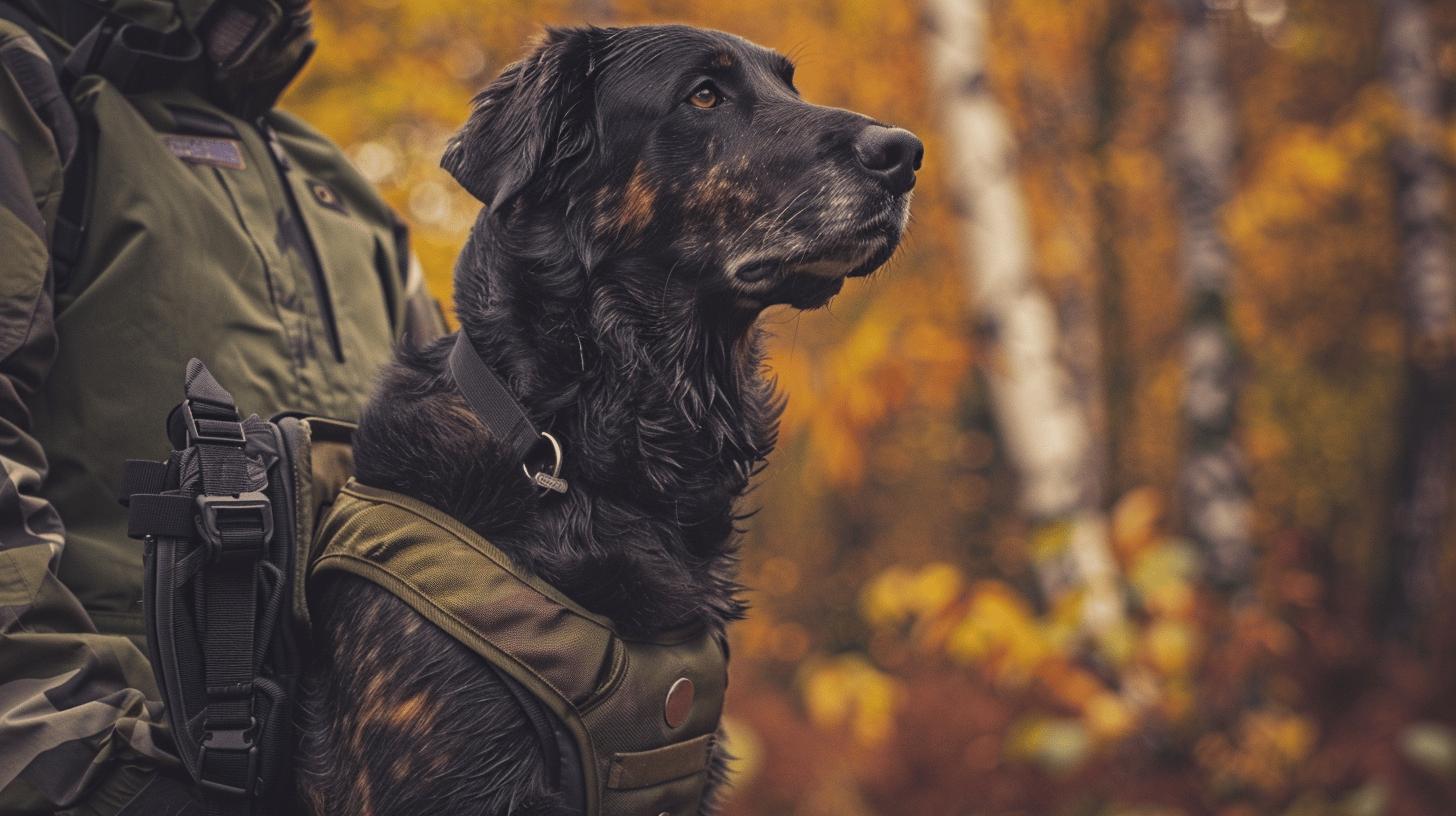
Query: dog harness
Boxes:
[{"xmin": 311, "ymin": 481, "xmax": 728, "ymax": 816}]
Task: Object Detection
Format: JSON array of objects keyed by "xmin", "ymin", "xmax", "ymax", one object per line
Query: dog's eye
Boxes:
[{"xmin": 687, "ymin": 83, "xmax": 722, "ymax": 109}]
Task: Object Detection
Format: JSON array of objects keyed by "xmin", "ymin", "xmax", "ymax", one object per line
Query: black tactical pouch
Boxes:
[{"xmin": 124, "ymin": 360, "xmax": 354, "ymax": 814}]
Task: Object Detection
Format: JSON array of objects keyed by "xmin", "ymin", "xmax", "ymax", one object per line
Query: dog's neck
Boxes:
[{"xmin": 355, "ymin": 216, "xmax": 780, "ymax": 633}]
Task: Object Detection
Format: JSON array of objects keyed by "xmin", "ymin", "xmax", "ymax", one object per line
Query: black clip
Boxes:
[
  {"xmin": 195, "ymin": 493, "xmax": 273, "ymax": 562},
  {"xmin": 182, "ymin": 400, "xmax": 246, "ymax": 446},
  {"xmin": 198, "ymin": 718, "xmax": 258, "ymax": 797}
]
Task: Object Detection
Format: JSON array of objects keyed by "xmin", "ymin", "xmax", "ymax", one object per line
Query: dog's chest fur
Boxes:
[{"xmin": 350, "ymin": 225, "xmax": 781, "ymax": 634}]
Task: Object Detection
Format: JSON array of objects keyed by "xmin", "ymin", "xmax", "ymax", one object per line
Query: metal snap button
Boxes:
[{"xmin": 664, "ymin": 677, "xmax": 694, "ymax": 728}]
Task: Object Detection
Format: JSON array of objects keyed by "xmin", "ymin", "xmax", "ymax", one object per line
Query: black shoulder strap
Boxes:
[
  {"xmin": 0, "ymin": 2, "xmax": 203, "ymax": 290},
  {"xmin": 0, "ymin": 4, "xmax": 64, "ymax": 62},
  {"xmin": 0, "ymin": 4, "xmax": 75, "ymax": 159},
  {"xmin": 0, "ymin": 1, "xmax": 89, "ymax": 287}
]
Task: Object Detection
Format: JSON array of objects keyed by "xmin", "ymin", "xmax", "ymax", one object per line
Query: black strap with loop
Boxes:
[{"xmin": 449, "ymin": 331, "xmax": 570, "ymax": 494}]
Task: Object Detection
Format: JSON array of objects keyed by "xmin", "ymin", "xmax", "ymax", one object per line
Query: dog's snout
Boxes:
[{"xmin": 853, "ymin": 126, "xmax": 923, "ymax": 195}]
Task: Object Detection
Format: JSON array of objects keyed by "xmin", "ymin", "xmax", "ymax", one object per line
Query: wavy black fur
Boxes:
[{"xmin": 297, "ymin": 23, "xmax": 917, "ymax": 815}]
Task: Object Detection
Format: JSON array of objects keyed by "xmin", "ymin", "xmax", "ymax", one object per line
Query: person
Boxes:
[{"xmin": 0, "ymin": 0, "xmax": 446, "ymax": 812}]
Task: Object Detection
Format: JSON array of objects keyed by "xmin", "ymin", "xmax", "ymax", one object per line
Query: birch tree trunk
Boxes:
[
  {"xmin": 1170, "ymin": 0, "xmax": 1252, "ymax": 589},
  {"xmin": 1382, "ymin": 0, "xmax": 1456, "ymax": 635},
  {"xmin": 924, "ymin": 0, "xmax": 1123, "ymax": 632}
]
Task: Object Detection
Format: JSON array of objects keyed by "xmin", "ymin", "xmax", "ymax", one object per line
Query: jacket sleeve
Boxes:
[
  {"xmin": 393, "ymin": 217, "xmax": 449, "ymax": 347},
  {"xmin": 0, "ymin": 23, "xmax": 178, "ymax": 815}
]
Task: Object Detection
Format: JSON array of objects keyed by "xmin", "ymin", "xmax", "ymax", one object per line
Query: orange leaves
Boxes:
[
  {"xmin": 771, "ymin": 306, "xmax": 972, "ymax": 490},
  {"xmin": 843, "ymin": 488, "xmax": 1224, "ymax": 767},
  {"xmin": 1194, "ymin": 708, "xmax": 1318, "ymax": 796}
]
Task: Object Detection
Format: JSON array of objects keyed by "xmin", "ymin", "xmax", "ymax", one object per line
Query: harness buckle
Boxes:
[
  {"xmin": 198, "ymin": 718, "xmax": 258, "ymax": 797},
  {"xmin": 196, "ymin": 493, "xmax": 273, "ymax": 562},
  {"xmin": 182, "ymin": 400, "xmax": 247, "ymax": 446}
]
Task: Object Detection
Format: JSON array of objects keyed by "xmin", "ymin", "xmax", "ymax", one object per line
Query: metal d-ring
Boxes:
[{"xmin": 522, "ymin": 431, "xmax": 569, "ymax": 494}]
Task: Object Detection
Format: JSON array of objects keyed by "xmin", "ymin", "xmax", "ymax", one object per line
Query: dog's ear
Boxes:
[{"xmin": 442, "ymin": 27, "xmax": 597, "ymax": 215}]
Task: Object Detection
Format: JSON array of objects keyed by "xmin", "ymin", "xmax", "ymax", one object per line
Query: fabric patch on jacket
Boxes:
[{"xmin": 158, "ymin": 134, "xmax": 246, "ymax": 170}]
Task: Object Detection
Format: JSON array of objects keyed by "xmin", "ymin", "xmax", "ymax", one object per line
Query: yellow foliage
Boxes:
[
  {"xmin": 1111, "ymin": 487, "xmax": 1165, "ymax": 561},
  {"xmin": 858, "ymin": 562, "xmax": 964, "ymax": 629},
  {"xmin": 1143, "ymin": 619, "xmax": 1200, "ymax": 676},
  {"xmin": 1007, "ymin": 716, "xmax": 1092, "ymax": 776},
  {"xmin": 1085, "ymin": 692, "xmax": 1137, "ymax": 741},
  {"xmin": 799, "ymin": 654, "xmax": 901, "ymax": 747},
  {"xmin": 944, "ymin": 582, "xmax": 1050, "ymax": 684},
  {"xmin": 1128, "ymin": 539, "xmax": 1201, "ymax": 618}
]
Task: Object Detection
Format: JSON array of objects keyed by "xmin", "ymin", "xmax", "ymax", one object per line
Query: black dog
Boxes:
[{"xmin": 297, "ymin": 24, "xmax": 920, "ymax": 815}]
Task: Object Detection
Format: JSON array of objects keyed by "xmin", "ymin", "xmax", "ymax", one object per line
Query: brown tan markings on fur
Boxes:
[
  {"xmin": 353, "ymin": 769, "xmax": 377, "ymax": 816},
  {"xmin": 685, "ymin": 160, "xmax": 758, "ymax": 229},
  {"xmin": 610, "ymin": 161, "xmax": 657, "ymax": 238},
  {"xmin": 711, "ymin": 49, "xmax": 734, "ymax": 68},
  {"xmin": 389, "ymin": 754, "xmax": 412, "ymax": 784},
  {"xmin": 388, "ymin": 694, "xmax": 430, "ymax": 728},
  {"xmin": 343, "ymin": 610, "xmax": 450, "ymax": 802}
]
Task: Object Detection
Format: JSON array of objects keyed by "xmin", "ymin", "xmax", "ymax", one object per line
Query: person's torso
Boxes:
[{"xmin": 30, "ymin": 72, "xmax": 405, "ymax": 640}]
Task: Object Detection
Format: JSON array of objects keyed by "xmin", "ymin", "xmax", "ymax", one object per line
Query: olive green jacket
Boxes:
[{"xmin": 0, "ymin": 3, "xmax": 445, "ymax": 812}]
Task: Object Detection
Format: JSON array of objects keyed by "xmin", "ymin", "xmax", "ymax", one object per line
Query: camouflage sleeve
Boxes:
[
  {"xmin": 393, "ymin": 218, "xmax": 449, "ymax": 347},
  {"xmin": 0, "ymin": 22, "xmax": 179, "ymax": 815}
]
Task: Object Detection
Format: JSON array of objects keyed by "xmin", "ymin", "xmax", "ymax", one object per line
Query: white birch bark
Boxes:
[
  {"xmin": 924, "ymin": 0, "xmax": 1123, "ymax": 631},
  {"xmin": 1383, "ymin": 0, "xmax": 1456, "ymax": 631},
  {"xmin": 1170, "ymin": 0, "xmax": 1252, "ymax": 587}
]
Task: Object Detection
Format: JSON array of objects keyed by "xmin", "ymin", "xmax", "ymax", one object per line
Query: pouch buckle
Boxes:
[
  {"xmin": 183, "ymin": 400, "xmax": 247, "ymax": 446},
  {"xmin": 195, "ymin": 492, "xmax": 273, "ymax": 562},
  {"xmin": 198, "ymin": 718, "xmax": 258, "ymax": 796}
]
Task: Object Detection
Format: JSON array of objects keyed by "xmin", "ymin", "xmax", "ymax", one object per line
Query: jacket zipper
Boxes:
[{"xmin": 257, "ymin": 119, "xmax": 345, "ymax": 363}]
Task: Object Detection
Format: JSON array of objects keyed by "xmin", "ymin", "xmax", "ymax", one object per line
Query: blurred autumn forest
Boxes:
[{"xmin": 290, "ymin": 0, "xmax": 1456, "ymax": 813}]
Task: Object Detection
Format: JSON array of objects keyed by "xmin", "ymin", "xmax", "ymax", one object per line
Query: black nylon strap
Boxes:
[
  {"xmin": 63, "ymin": 18, "xmax": 201, "ymax": 94},
  {"xmin": 184, "ymin": 359, "xmax": 237, "ymax": 411},
  {"xmin": 127, "ymin": 493, "xmax": 194, "ymax": 539},
  {"xmin": 175, "ymin": 361, "xmax": 263, "ymax": 802},
  {"xmin": 448, "ymin": 332, "xmax": 541, "ymax": 465},
  {"xmin": 120, "ymin": 459, "xmax": 169, "ymax": 505}
]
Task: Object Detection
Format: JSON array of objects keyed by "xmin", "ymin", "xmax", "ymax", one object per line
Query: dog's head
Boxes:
[{"xmin": 443, "ymin": 25, "xmax": 921, "ymax": 311}]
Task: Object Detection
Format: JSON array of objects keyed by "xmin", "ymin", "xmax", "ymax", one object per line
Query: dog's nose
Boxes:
[{"xmin": 853, "ymin": 126, "xmax": 924, "ymax": 195}]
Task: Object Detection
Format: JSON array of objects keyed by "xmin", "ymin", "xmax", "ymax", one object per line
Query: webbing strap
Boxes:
[
  {"xmin": 180, "ymin": 362, "xmax": 264, "ymax": 804},
  {"xmin": 119, "ymin": 459, "xmax": 169, "ymax": 504},
  {"xmin": 126, "ymin": 493, "xmax": 192, "ymax": 538},
  {"xmin": 448, "ymin": 332, "xmax": 541, "ymax": 465},
  {"xmin": 63, "ymin": 16, "xmax": 203, "ymax": 94}
]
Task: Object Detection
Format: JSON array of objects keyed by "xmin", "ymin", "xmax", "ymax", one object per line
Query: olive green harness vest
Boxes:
[{"xmin": 311, "ymin": 481, "xmax": 727, "ymax": 816}]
